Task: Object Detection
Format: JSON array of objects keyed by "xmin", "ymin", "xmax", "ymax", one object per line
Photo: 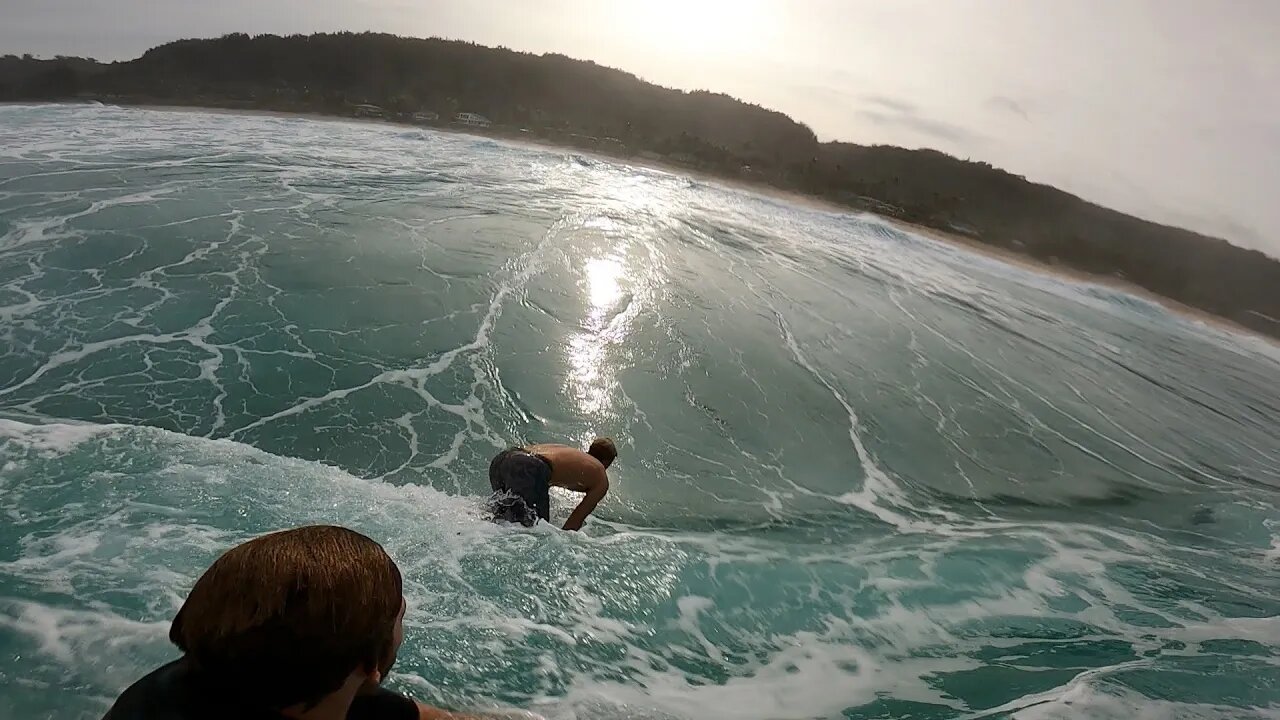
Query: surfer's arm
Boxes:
[{"xmin": 562, "ymin": 476, "xmax": 609, "ymax": 531}]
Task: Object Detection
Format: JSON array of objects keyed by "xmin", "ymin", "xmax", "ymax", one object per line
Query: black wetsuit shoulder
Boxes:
[{"xmin": 102, "ymin": 659, "xmax": 418, "ymax": 720}]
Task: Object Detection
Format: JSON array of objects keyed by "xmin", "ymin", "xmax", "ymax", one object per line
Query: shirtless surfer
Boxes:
[{"xmin": 487, "ymin": 438, "xmax": 616, "ymax": 531}]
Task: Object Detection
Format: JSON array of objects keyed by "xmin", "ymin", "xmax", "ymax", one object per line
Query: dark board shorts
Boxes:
[{"xmin": 488, "ymin": 448, "xmax": 552, "ymax": 526}]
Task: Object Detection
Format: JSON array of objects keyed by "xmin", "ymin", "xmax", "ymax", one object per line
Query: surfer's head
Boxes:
[
  {"xmin": 588, "ymin": 436, "xmax": 618, "ymax": 468},
  {"xmin": 169, "ymin": 525, "xmax": 405, "ymax": 711}
]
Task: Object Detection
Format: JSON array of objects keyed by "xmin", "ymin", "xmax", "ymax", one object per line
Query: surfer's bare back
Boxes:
[{"xmin": 487, "ymin": 438, "xmax": 617, "ymax": 531}]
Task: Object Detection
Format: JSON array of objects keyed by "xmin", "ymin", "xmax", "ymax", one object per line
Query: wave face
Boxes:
[{"xmin": 1, "ymin": 104, "xmax": 1278, "ymax": 720}]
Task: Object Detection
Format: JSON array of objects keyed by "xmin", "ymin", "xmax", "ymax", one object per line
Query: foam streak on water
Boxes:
[{"xmin": 1, "ymin": 105, "xmax": 1278, "ymax": 719}]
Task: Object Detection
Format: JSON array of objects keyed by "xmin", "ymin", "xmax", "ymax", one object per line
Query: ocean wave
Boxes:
[{"xmin": 1, "ymin": 106, "xmax": 1278, "ymax": 718}]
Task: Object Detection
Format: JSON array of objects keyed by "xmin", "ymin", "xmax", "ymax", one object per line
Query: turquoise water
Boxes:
[{"xmin": 1, "ymin": 104, "xmax": 1278, "ymax": 719}]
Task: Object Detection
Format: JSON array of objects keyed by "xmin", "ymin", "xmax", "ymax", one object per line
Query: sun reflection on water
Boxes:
[
  {"xmin": 568, "ymin": 252, "xmax": 628, "ymax": 418},
  {"xmin": 586, "ymin": 257, "xmax": 624, "ymax": 309},
  {"xmin": 562, "ymin": 171, "xmax": 671, "ymax": 425}
]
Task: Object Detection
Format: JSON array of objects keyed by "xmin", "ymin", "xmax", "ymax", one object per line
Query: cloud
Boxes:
[
  {"xmin": 854, "ymin": 93, "xmax": 980, "ymax": 143},
  {"xmin": 787, "ymin": 83, "xmax": 861, "ymax": 105},
  {"xmin": 862, "ymin": 94, "xmax": 917, "ymax": 114},
  {"xmin": 857, "ymin": 108, "xmax": 979, "ymax": 144},
  {"xmin": 986, "ymin": 95, "xmax": 1029, "ymax": 120},
  {"xmin": 781, "ymin": 87, "xmax": 979, "ymax": 144}
]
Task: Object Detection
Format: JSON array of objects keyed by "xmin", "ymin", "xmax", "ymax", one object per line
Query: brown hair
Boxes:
[
  {"xmin": 588, "ymin": 437, "xmax": 618, "ymax": 467},
  {"xmin": 170, "ymin": 525, "xmax": 404, "ymax": 710}
]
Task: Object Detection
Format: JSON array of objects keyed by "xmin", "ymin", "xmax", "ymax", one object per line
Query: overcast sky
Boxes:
[{"xmin": 5, "ymin": 0, "xmax": 1278, "ymax": 256}]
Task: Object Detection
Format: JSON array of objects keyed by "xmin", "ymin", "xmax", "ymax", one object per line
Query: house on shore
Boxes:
[{"xmin": 453, "ymin": 112, "xmax": 492, "ymax": 128}]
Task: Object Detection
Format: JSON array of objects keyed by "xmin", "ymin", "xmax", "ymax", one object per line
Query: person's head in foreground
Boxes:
[
  {"xmin": 587, "ymin": 437, "xmax": 617, "ymax": 468},
  {"xmin": 104, "ymin": 525, "xmax": 470, "ymax": 720}
]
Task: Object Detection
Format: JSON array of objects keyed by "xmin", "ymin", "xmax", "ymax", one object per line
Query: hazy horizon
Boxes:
[{"xmin": 4, "ymin": 0, "xmax": 1278, "ymax": 257}]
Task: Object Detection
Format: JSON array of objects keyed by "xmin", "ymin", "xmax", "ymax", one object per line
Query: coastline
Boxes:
[
  {"xmin": 13, "ymin": 100, "xmax": 1276, "ymax": 346},
  {"xmin": 581, "ymin": 130, "xmax": 1278, "ymax": 344},
  {"xmin": 883, "ymin": 217, "xmax": 1274, "ymax": 342}
]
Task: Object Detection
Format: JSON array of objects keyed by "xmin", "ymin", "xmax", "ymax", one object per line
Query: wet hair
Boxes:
[
  {"xmin": 588, "ymin": 437, "xmax": 618, "ymax": 467},
  {"xmin": 169, "ymin": 525, "xmax": 404, "ymax": 710}
]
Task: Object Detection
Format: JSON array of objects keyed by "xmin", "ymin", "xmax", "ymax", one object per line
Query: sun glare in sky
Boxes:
[{"xmin": 614, "ymin": 0, "xmax": 774, "ymax": 57}]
